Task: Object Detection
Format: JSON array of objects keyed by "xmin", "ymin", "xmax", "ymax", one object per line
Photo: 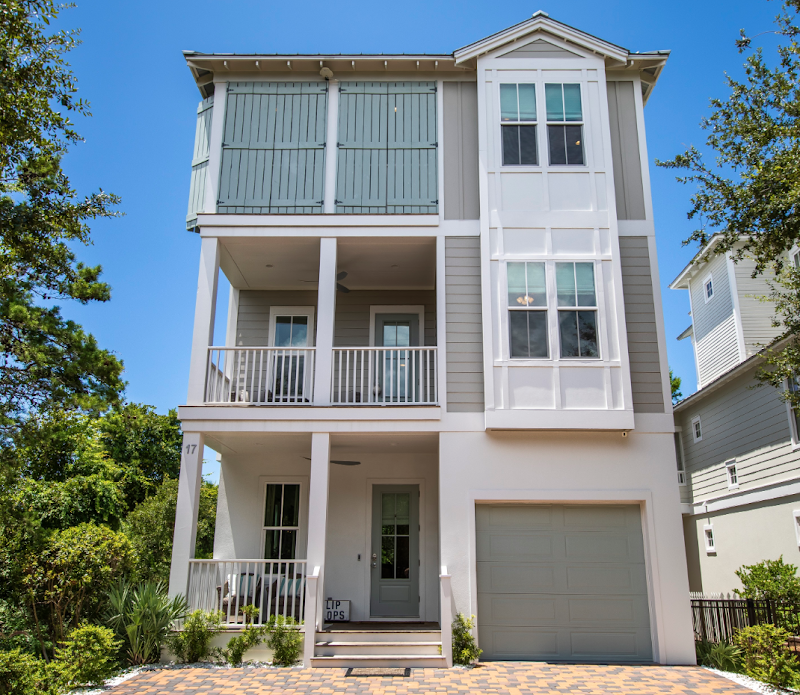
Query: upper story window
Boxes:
[
  {"xmin": 500, "ymin": 84, "xmax": 538, "ymax": 166},
  {"xmin": 692, "ymin": 415, "xmax": 703, "ymax": 442},
  {"xmin": 674, "ymin": 432, "xmax": 686, "ymax": 485},
  {"xmin": 556, "ymin": 262, "xmax": 598, "ymax": 358},
  {"xmin": 545, "ymin": 83, "xmax": 585, "ymax": 166},
  {"xmin": 726, "ymin": 460, "xmax": 739, "ymax": 489},
  {"xmin": 787, "ymin": 378, "xmax": 800, "ymax": 444},
  {"xmin": 508, "ymin": 262, "xmax": 548, "ymax": 357},
  {"xmin": 703, "ymin": 273, "xmax": 714, "ymax": 302}
]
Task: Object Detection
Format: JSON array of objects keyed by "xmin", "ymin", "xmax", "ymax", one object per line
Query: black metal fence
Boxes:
[{"xmin": 692, "ymin": 597, "xmax": 800, "ymax": 652}]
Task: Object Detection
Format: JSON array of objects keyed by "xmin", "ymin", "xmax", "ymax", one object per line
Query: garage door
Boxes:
[{"xmin": 476, "ymin": 504, "xmax": 652, "ymax": 662}]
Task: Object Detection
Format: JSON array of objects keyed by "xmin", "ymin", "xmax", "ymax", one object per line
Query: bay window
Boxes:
[
  {"xmin": 556, "ymin": 262, "xmax": 599, "ymax": 358},
  {"xmin": 545, "ymin": 83, "xmax": 585, "ymax": 165},
  {"xmin": 507, "ymin": 262, "xmax": 548, "ymax": 357},
  {"xmin": 500, "ymin": 84, "xmax": 538, "ymax": 166}
]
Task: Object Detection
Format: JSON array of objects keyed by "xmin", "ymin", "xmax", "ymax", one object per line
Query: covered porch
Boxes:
[{"xmin": 168, "ymin": 430, "xmax": 451, "ymax": 667}]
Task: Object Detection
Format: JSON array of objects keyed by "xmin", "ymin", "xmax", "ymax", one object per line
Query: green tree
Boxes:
[
  {"xmin": 734, "ymin": 556, "xmax": 800, "ymax": 603},
  {"xmin": 670, "ymin": 368, "xmax": 683, "ymax": 404},
  {"xmin": 0, "ymin": 0, "xmax": 123, "ymax": 440},
  {"xmin": 657, "ymin": 0, "xmax": 800, "ymax": 404},
  {"xmin": 124, "ymin": 477, "xmax": 217, "ymax": 584}
]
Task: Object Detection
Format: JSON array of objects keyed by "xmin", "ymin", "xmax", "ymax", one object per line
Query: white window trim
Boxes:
[
  {"xmin": 259, "ymin": 477, "xmax": 309, "ymax": 561},
  {"xmin": 368, "ymin": 305, "xmax": 426, "ymax": 347},
  {"xmin": 703, "ymin": 523, "xmax": 716, "ymax": 554},
  {"xmin": 675, "ymin": 431, "xmax": 687, "ymax": 486},
  {"xmin": 544, "ymin": 82, "xmax": 586, "ymax": 168},
  {"xmin": 785, "ymin": 378, "xmax": 800, "ymax": 449},
  {"xmin": 790, "ymin": 247, "xmax": 800, "ymax": 268},
  {"xmin": 703, "ymin": 273, "xmax": 714, "ymax": 303},
  {"xmin": 691, "ymin": 416, "xmax": 703, "ymax": 443},
  {"xmin": 498, "ymin": 82, "xmax": 539, "ymax": 168},
  {"xmin": 793, "ymin": 509, "xmax": 800, "ymax": 547},
  {"xmin": 725, "ymin": 460, "xmax": 739, "ymax": 490},
  {"xmin": 268, "ymin": 306, "xmax": 316, "ymax": 347}
]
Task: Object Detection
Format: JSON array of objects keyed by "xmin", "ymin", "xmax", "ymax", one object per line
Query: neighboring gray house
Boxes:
[{"xmin": 670, "ymin": 237, "xmax": 800, "ymax": 593}]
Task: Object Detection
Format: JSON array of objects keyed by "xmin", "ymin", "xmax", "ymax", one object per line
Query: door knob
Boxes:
[{"xmin": 372, "ymin": 553, "xmax": 377, "ymax": 559}]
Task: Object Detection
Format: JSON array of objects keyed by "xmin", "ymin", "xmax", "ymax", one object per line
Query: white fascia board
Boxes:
[
  {"xmin": 669, "ymin": 236, "xmax": 725, "ymax": 290},
  {"xmin": 454, "ymin": 16, "xmax": 628, "ymax": 65},
  {"xmin": 178, "ymin": 405, "xmax": 441, "ymax": 422},
  {"xmin": 196, "ymin": 213, "xmax": 440, "ymax": 228},
  {"xmin": 485, "ymin": 408, "xmax": 635, "ymax": 431},
  {"xmin": 690, "ymin": 476, "xmax": 800, "ymax": 515}
]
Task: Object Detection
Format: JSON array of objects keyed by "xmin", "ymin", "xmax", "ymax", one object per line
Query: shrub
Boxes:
[
  {"xmin": 0, "ymin": 649, "xmax": 60, "ymax": 695},
  {"xmin": 734, "ymin": 556, "xmax": 800, "ymax": 603},
  {"xmin": 23, "ymin": 522, "xmax": 136, "ymax": 646},
  {"xmin": 53, "ymin": 622, "xmax": 119, "ymax": 687},
  {"xmin": 220, "ymin": 606, "xmax": 268, "ymax": 667},
  {"xmin": 105, "ymin": 580, "xmax": 187, "ymax": 665},
  {"xmin": 0, "ymin": 600, "xmax": 39, "ymax": 656},
  {"xmin": 452, "ymin": 613, "xmax": 482, "ymax": 666},
  {"xmin": 695, "ymin": 639, "xmax": 742, "ymax": 672},
  {"xmin": 733, "ymin": 624, "xmax": 797, "ymax": 687},
  {"xmin": 266, "ymin": 615, "xmax": 303, "ymax": 667},
  {"xmin": 167, "ymin": 609, "xmax": 223, "ymax": 663}
]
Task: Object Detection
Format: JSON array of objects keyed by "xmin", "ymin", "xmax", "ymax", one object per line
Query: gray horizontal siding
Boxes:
[
  {"xmin": 446, "ymin": 237, "xmax": 484, "ymax": 412},
  {"xmin": 619, "ymin": 236, "xmax": 664, "ymax": 413},
  {"xmin": 607, "ymin": 82, "xmax": 645, "ymax": 221},
  {"xmin": 236, "ymin": 290, "xmax": 317, "ymax": 346},
  {"xmin": 442, "ymin": 82, "xmax": 479, "ymax": 221},
  {"xmin": 691, "ymin": 252, "xmax": 733, "ymax": 343},
  {"xmin": 733, "ymin": 256, "xmax": 780, "ymax": 356},
  {"xmin": 676, "ymin": 366, "xmax": 797, "ymax": 502}
]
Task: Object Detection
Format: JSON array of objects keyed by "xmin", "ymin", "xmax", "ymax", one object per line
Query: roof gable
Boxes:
[{"xmin": 497, "ymin": 37, "xmax": 582, "ymax": 60}]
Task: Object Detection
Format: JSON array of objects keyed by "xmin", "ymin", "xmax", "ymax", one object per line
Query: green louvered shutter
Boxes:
[
  {"xmin": 387, "ymin": 82, "xmax": 438, "ymax": 213},
  {"xmin": 336, "ymin": 83, "xmax": 388, "ymax": 213},
  {"xmin": 186, "ymin": 95, "xmax": 214, "ymax": 229},
  {"xmin": 218, "ymin": 82, "xmax": 327, "ymax": 214},
  {"xmin": 335, "ymin": 82, "xmax": 437, "ymax": 214}
]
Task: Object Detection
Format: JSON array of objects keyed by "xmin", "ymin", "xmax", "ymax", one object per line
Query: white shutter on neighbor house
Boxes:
[
  {"xmin": 186, "ymin": 95, "xmax": 214, "ymax": 230},
  {"xmin": 217, "ymin": 82, "xmax": 327, "ymax": 214},
  {"xmin": 336, "ymin": 82, "xmax": 438, "ymax": 214}
]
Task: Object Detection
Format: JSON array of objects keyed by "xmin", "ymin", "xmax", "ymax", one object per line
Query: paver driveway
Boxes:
[{"xmin": 111, "ymin": 662, "xmax": 756, "ymax": 694}]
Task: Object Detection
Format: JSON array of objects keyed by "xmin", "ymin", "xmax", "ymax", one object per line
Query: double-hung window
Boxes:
[
  {"xmin": 545, "ymin": 83, "xmax": 585, "ymax": 165},
  {"xmin": 788, "ymin": 378, "xmax": 800, "ymax": 443},
  {"xmin": 507, "ymin": 262, "xmax": 548, "ymax": 357},
  {"xmin": 263, "ymin": 483, "xmax": 300, "ymax": 559},
  {"xmin": 556, "ymin": 262, "xmax": 599, "ymax": 358},
  {"xmin": 500, "ymin": 84, "xmax": 538, "ymax": 166}
]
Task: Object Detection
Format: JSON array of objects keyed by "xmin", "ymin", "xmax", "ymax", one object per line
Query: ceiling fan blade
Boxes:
[
  {"xmin": 337, "ymin": 271, "xmax": 348, "ymax": 281},
  {"xmin": 302, "ymin": 456, "xmax": 361, "ymax": 466},
  {"xmin": 337, "ymin": 283, "xmax": 350, "ymax": 293}
]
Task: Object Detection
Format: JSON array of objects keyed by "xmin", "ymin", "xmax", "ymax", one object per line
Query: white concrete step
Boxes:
[
  {"xmin": 310, "ymin": 654, "xmax": 449, "ymax": 668},
  {"xmin": 316, "ymin": 630, "xmax": 441, "ymax": 643},
  {"xmin": 315, "ymin": 640, "xmax": 442, "ymax": 656}
]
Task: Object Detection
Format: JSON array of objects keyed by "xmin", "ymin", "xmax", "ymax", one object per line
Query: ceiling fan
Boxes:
[
  {"xmin": 303, "ymin": 456, "xmax": 360, "ymax": 466},
  {"xmin": 302, "ymin": 271, "xmax": 351, "ymax": 293}
]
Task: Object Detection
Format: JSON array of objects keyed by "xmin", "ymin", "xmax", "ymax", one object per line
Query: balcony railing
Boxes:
[
  {"xmin": 331, "ymin": 347, "xmax": 438, "ymax": 405},
  {"xmin": 205, "ymin": 347, "xmax": 315, "ymax": 405},
  {"xmin": 187, "ymin": 559, "xmax": 307, "ymax": 626}
]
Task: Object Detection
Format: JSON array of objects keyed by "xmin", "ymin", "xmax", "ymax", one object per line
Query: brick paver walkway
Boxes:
[{"xmin": 111, "ymin": 663, "xmax": 756, "ymax": 694}]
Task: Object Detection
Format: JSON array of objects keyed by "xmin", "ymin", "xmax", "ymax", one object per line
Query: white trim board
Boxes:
[{"xmin": 690, "ymin": 476, "xmax": 800, "ymax": 515}]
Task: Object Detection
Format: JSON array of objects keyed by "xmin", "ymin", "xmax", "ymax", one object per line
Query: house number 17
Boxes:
[{"xmin": 184, "ymin": 444, "xmax": 197, "ymax": 454}]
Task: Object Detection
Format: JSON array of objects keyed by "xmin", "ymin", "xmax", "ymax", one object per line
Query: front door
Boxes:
[
  {"xmin": 374, "ymin": 314, "xmax": 420, "ymax": 403},
  {"xmin": 370, "ymin": 485, "xmax": 419, "ymax": 617}
]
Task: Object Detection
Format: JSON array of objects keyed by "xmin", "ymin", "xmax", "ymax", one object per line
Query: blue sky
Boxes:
[{"xmin": 55, "ymin": 0, "xmax": 782, "ymax": 478}]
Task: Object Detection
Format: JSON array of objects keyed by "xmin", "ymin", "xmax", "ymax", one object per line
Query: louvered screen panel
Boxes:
[
  {"xmin": 218, "ymin": 82, "xmax": 327, "ymax": 214},
  {"xmin": 186, "ymin": 95, "xmax": 214, "ymax": 229},
  {"xmin": 336, "ymin": 82, "xmax": 437, "ymax": 214}
]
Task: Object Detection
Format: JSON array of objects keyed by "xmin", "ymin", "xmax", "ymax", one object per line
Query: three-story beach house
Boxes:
[{"xmin": 168, "ymin": 12, "xmax": 695, "ymax": 667}]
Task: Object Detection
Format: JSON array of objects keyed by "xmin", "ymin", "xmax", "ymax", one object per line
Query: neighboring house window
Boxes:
[
  {"xmin": 674, "ymin": 432, "xmax": 686, "ymax": 485},
  {"xmin": 500, "ymin": 84, "xmax": 538, "ymax": 165},
  {"xmin": 556, "ymin": 262, "xmax": 599, "ymax": 358},
  {"xmin": 788, "ymin": 378, "xmax": 800, "ymax": 444},
  {"xmin": 703, "ymin": 273, "xmax": 714, "ymax": 303},
  {"xmin": 692, "ymin": 416, "xmax": 703, "ymax": 442},
  {"xmin": 263, "ymin": 483, "xmax": 300, "ymax": 559},
  {"xmin": 791, "ymin": 249, "xmax": 800, "ymax": 269},
  {"xmin": 545, "ymin": 83, "xmax": 584, "ymax": 165},
  {"xmin": 507, "ymin": 262, "xmax": 548, "ymax": 357},
  {"xmin": 793, "ymin": 510, "xmax": 800, "ymax": 547},
  {"xmin": 704, "ymin": 524, "xmax": 716, "ymax": 554},
  {"xmin": 726, "ymin": 460, "xmax": 739, "ymax": 489}
]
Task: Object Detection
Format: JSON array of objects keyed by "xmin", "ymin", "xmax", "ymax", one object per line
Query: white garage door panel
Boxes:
[{"xmin": 476, "ymin": 504, "xmax": 652, "ymax": 662}]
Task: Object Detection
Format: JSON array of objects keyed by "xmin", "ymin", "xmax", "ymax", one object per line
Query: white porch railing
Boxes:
[
  {"xmin": 205, "ymin": 348, "xmax": 315, "ymax": 405},
  {"xmin": 331, "ymin": 347, "xmax": 438, "ymax": 405},
  {"xmin": 187, "ymin": 559, "xmax": 307, "ymax": 626}
]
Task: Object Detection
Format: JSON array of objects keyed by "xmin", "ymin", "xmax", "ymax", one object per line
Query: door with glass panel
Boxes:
[
  {"xmin": 374, "ymin": 314, "xmax": 420, "ymax": 402},
  {"xmin": 370, "ymin": 485, "xmax": 419, "ymax": 617},
  {"xmin": 271, "ymin": 314, "xmax": 311, "ymax": 402}
]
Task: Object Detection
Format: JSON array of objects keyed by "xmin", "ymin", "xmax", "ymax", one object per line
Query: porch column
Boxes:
[
  {"xmin": 304, "ymin": 432, "xmax": 331, "ymax": 663},
  {"xmin": 313, "ymin": 238, "xmax": 337, "ymax": 404},
  {"xmin": 168, "ymin": 432, "xmax": 205, "ymax": 599},
  {"xmin": 186, "ymin": 236, "xmax": 220, "ymax": 405}
]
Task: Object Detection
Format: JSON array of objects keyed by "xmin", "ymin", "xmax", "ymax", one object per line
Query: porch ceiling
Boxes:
[
  {"xmin": 203, "ymin": 432, "xmax": 438, "ymax": 457},
  {"xmin": 219, "ymin": 237, "xmax": 436, "ymax": 291}
]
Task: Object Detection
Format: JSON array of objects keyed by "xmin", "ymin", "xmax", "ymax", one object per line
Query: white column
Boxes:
[
  {"xmin": 323, "ymin": 80, "xmax": 339, "ymax": 214},
  {"xmin": 187, "ymin": 236, "xmax": 220, "ymax": 404},
  {"xmin": 436, "ymin": 235, "xmax": 447, "ymax": 405},
  {"xmin": 313, "ymin": 238, "xmax": 337, "ymax": 405},
  {"xmin": 203, "ymin": 79, "xmax": 227, "ymax": 213},
  {"xmin": 168, "ymin": 432, "xmax": 205, "ymax": 598},
  {"xmin": 304, "ymin": 432, "xmax": 331, "ymax": 661}
]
